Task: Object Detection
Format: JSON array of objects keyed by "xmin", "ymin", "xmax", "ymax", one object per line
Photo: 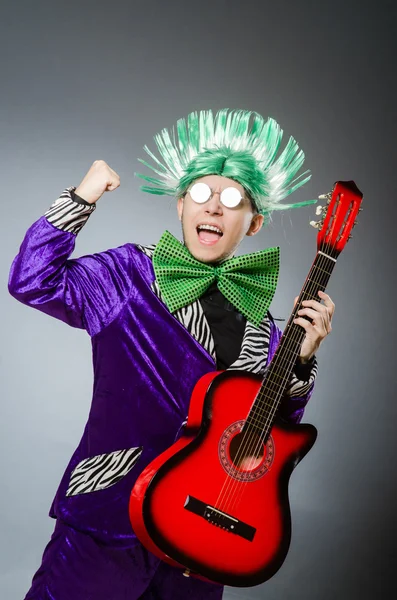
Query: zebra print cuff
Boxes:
[
  {"xmin": 285, "ymin": 355, "xmax": 318, "ymax": 397},
  {"xmin": 44, "ymin": 186, "xmax": 96, "ymax": 235},
  {"xmin": 293, "ymin": 355, "xmax": 316, "ymax": 381}
]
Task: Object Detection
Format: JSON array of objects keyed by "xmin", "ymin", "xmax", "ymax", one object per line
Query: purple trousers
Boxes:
[{"xmin": 24, "ymin": 519, "xmax": 224, "ymax": 599}]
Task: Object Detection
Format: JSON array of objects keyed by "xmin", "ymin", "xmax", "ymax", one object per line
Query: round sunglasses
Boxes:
[{"xmin": 186, "ymin": 182, "xmax": 244, "ymax": 208}]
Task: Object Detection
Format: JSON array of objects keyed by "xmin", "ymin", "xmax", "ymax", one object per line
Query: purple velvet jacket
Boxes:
[{"xmin": 8, "ymin": 188, "xmax": 317, "ymax": 550}]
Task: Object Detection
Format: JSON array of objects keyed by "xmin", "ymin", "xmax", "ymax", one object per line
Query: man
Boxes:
[{"xmin": 8, "ymin": 108, "xmax": 334, "ymax": 599}]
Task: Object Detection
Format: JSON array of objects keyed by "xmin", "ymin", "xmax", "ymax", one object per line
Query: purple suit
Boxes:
[{"xmin": 8, "ymin": 187, "xmax": 317, "ymax": 599}]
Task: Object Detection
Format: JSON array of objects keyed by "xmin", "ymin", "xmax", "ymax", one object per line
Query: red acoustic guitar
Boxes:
[{"xmin": 129, "ymin": 181, "xmax": 363, "ymax": 587}]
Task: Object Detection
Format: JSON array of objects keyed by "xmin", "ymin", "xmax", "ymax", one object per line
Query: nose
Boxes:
[{"xmin": 205, "ymin": 191, "xmax": 223, "ymax": 214}]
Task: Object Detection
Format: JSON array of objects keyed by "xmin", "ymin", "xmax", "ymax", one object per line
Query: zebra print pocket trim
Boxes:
[{"xmin": 66, "ymin": 447, "xmax": 143, "ymax": 497}]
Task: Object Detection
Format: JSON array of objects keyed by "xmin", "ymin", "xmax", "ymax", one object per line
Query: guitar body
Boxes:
[{"xmin": 129, "ymin": 369, "xmax": 317, "ymax": 587}]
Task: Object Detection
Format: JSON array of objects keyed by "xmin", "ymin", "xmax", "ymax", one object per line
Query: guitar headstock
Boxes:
[{"xmin": 310, "ymin": 181, "xmax": 363, "ymax": 255}]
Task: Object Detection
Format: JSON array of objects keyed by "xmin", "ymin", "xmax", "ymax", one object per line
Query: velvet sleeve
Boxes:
[{"xmin": 8, "ymin": 186, "xmax": 134, "ymax": 337}]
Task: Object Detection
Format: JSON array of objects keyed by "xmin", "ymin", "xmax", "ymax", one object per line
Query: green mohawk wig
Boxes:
[{"xmin": 135, "ymin": 108, "xmax": 316, "ymax": 222}]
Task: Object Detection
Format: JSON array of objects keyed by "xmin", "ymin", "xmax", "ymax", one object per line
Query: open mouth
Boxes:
[{"xmin": 196, "ymin": 225, "xmax": 224, "ymax": 245}]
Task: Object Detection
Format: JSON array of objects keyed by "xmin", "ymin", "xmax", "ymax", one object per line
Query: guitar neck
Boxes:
[
  {"xmin": 245, "ymin": 242, "xmax": 339, "ymax": 435},
  {"xmin": 242, "ymin": 179, "xmax": 363, "ymax": 437}
]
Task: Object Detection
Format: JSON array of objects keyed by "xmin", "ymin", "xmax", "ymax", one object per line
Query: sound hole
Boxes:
[{"xmin": 228, "ymin": 432, "xmax": 264, "ymax": 471}]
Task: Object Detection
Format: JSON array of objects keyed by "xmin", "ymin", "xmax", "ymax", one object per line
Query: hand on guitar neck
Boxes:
[{"xmin": 293, "ymin": 290, "xmax": 335, "ymax": 362}]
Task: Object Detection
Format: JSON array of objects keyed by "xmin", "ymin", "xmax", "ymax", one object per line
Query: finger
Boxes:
[
  {"xmin": 301, "ymin": 299, "xmax": 329, "ymax": 315},
  {"xmin": 298, "ymin": 308, "xmax": 330, "ymax": 333},
  {"xmin": 298, "ymin": 307, "xmax": 324, "ymax": 321},
  {"xmin": 293, "ymin": 316, "xmax": 314, "ymax": 330},
  {"xmin": 318, "ymin": 291, "xmax": 335, "ymax": 313},
  {"xmin": 293, "ymin": 296, "xmax": 299, "ymax": 307},
  {"xmin": 298, "ymin": 306, "xmax": 331, "ymax": 322}
]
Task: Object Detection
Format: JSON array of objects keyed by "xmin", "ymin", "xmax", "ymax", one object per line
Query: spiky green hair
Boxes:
[{"xmin": 135, "ymin": 108, "xmax": 316, "ymax": 221}]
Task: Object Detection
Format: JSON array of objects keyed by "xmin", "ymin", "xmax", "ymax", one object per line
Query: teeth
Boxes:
[{"xmin": 197, "ymin": 224, "xmax": 222, "ymax": 235}]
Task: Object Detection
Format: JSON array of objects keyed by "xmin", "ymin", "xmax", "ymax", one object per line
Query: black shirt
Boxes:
[{"xmin": 199, "ymin": 280, "xmax": 246, "ymax": 369}]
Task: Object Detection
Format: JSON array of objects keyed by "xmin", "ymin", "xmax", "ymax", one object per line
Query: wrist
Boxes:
[
  {"xmin": 74, "ymin": 186, "xmax": 97, "ymax": 205},
  {"xmin": 297, "ymin": 354, "xmax": 314, "ymax": 365}
]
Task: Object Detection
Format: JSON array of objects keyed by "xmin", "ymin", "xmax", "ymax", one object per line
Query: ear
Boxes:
[
  {"xmin": 177, "ymin": 196, "xmax": 184, "ymax": 221},
  {"xmin": 246, "ymin": 214, "xmax": 264, "ymax": 236}
]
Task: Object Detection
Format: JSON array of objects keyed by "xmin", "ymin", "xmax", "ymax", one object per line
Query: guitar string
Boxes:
[
  {"xmin": 212, "ymin": 245, "xmax": 333, "ymax": 516},
  {"xmin": 205, "ymin": 292, "xmax": 323, "ymax": 516},
  {"xmin": 224, "ymin": 248, "xmax": 338, "ymax": 510},
  {"xmin": 216, "ymin": 244, "xmax": 336, "ymax": 516},
  {"xmin": 223, "ymin": 250, "xmax": 336, "ymax": 516},
  {"xmin": 217, "ymin": 245, "xmax": 335, "ymax": 515},
  {"xmin": 208, "ymin": 243, "xmax": 336, "ymax": 517}
]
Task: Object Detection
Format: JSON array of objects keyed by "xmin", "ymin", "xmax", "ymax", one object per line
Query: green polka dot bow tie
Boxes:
[{"xmin": 152, "ymin": 230, "xmax": 280, "ymax": 327}]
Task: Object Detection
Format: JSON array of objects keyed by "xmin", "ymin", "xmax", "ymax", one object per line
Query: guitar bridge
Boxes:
[{"xmin": 184, "ymin": 495, "xmax": 256, "ymax": 541}]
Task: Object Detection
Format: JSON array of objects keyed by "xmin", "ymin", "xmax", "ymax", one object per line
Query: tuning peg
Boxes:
[
  {"xmin": 318, "ymin": 192, "xmax": 332, "ymax": 204},
  {"xmin": 315, "ymin": 205, "xmax": 323, "ymax": 215},
  {"xmin": 359, "ymin": 208, "xmax": 363, "ymax": 212},
  {"xmin": 310, "ymin": 220, "xmax": 321, "ymax": 229}
]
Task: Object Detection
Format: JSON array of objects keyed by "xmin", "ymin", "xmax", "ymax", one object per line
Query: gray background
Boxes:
[{"xmin": 1, "ymin": 0, "xmax": 396, "ymax": 598}]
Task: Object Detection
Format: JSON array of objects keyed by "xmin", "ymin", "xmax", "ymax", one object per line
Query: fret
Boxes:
[
  {"xmin": 305, "ymin": 277, "xmax": 327, "ymax": 288},
  {"xmin": 251, "ymin": 387, "xmax": 293, "ymax": 416},
  {"xmin": 247, "ymin": 406, "xmax": 281, "ymax": 426},
  {"xmin": 309, "ymin": 264, "xmax": 333, "ymax": 277},
  {"xmin": 262, "ymin": 369, "xmax": 293, "ymax": 384},
  {"xmin": 243, "ymin": 418, "xmax": 269, "ymax": 435},
  {"xmin": 245, "ymin": 414, "xmax": 273, "ymax": 432},
  {"xmin": 313, "ymin": 263, "xmax": 333, "ymax": 277},
  {"xmin": 273, "ymin": 330, "xmax": 303, "ymax": 346}
]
